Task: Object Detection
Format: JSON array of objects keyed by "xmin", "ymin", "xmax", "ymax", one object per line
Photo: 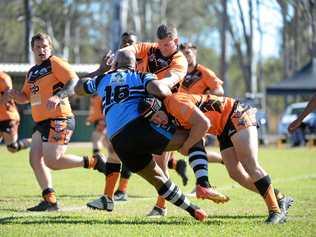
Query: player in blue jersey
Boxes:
[{"xmin": 75, "ymin": 49, "xmax": 211, "ymax": 221}]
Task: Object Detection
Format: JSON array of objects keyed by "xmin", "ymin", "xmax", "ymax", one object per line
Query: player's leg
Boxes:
[
  {"xmin": 167, "ymin": 152, "xmax": 188, "ymax": 186},
  {"xmin": 1, "ymin": 120, "xmax": 31, "ymax": 153},
  {"xmin": 92, "ymin": 120, "xmax": 106, "ymax": 155},
  {"xmin": 231, "ymin": 126, "xmax": 284, "ymax": 224},
  {"xmin": 114, "ymin": 163, "xmax": 130, "ymax": 201},
  {"xmin": 166, "ymin": 129, "xmax": 229, "ymax": 204},
  {"xmin": 147, "ymin": 152, "xmax": 171, "ymax": 217},
  {"xmin": 207, "ymin": 150, "xmax": 223, "ymax": 164},
  {"xmin": 87, "ymin": 141, "xmax": 121, "ymax": 211},
  {"xmin": 42, "ymin": 118, "xmax": 106, "ymax": 172},
  {"xmin": 137, "ymin": 157, "xmax": 207, "ymax": 221},
  {"xmin": 221, "ymin": 147, "xmax": 258, "ymax": 192},
  {"xmin": 91, "ymin": 130, "xmax": 104, "ymax": 155},
  {"xmin": 27, "ymin": 131, "xmax": 58, "ymax": 211}
]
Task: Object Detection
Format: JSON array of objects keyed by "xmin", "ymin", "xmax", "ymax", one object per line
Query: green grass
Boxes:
[{"xmin": 0, "ymin": 145, "xmax": 315, "ymax": 236}]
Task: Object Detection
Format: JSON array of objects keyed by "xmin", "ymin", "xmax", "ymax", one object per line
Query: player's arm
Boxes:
[
  {"xmin": 55, "ymin": 77, "xmax": 79, "ymax": 99},
  {"xmin": 205, "ymin": 85, "xmax": 224, "ymax": 96},
  {"xmin": 160, "ymin": 71, "xmax": 184, "ymax": 90},
  {"xmin": 85, "ymin": 50, "xmax": 114, "ymax": 78},
  {"xmin": 146, "ymin": 79, "xmax": 172, "ymax": 99},
  {"xmin": 47, "ymin": 76, "xmax": 79, "ymax": 111},
  {"xmin": 161, "ymin": 56, "xmax": 187, "ymax": 90},
  {"xmin": 204, "ymin": 70, "xmax": 224, "ymax": 96},
  {"xmin": 179, "ymin": 107, "xmax": 210, "ymax": 155},
  {"xmin": 7, "ymin": 89, "xmax": 29, "ymax": 104},
  {"xmin": 288, "ymin": 94, "xmax": 316, "ymax": 133},
  {"xmin": 75, "ymin": 77, "xmax": 97, "ymax": 96}
]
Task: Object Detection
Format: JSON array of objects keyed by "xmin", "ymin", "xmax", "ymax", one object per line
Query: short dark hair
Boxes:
[
  {"xmin": 156, "ymin": 24, "xmax": 177, "ymax": 40},
  {"xmin": 179, "ymin": 42, "xmax": 197, "ymax": 51},
  {"xmin": 31, "ymin": 32, "xmax": 52, "ymax": 48},
  {"xmin": 121, "ymin": 32, "xmax": 137, "ymax": 38}
]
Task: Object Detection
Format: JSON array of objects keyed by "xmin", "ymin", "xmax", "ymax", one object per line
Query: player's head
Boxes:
[
  {"xmin": 119, "ymin": 32, "xmax": 137, "ymax": 49},
  {"xmin": 156, "ymin": 24, "xmax": 179, "ymax": 57},
  {"xmin": 179, "ymin": 42, "xmax": 197, "ymax": 67},
  {"xmin": 114, "ymin": 50, "xmax": 136, "ymax": 70},
  {"xmin": 31, "ymin": 32, "xmax": 53, "ymax": 64}
]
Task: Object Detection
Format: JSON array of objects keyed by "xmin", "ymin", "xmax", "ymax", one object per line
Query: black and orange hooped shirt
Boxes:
[
  {"xmin": 164, "ymin": 93, "xmax": 235, "ymax": 136},
  {"xmin": 22, "ymin": 56, "xmax": 75, "ymax": 122},
  {"xmin": 131, "ymin": 42, "xmax": 187, "ymax": 83},
  {"xmin": 0, "ymin": 72, "xmax": 20, "ymax": 122},
  {"xmin": 179, "ymin": 64, "xmax": 223, "ymax": 94}
]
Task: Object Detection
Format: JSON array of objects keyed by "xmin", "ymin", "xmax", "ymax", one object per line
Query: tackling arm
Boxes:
[{"xmin": 179, "ymin": 108, "xmax": 210, "ymax": 155}]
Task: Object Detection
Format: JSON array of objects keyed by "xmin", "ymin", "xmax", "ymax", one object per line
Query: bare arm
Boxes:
[
  {"xmin": 74, "ymin": 77, "xmax": 93, "ymax": 96},
  {"xmin": 85, "ymin": 50, "xmax": 114, "ymax": 78},
  {"xmin": 288, "ymin": 94, "xmax": 316, "ymax": 133},
  {"xmin": 8, "ymin": 89, "xmax": 29, "ymax": 104},
  {"xmin": 179, "ymin": 108, "xmax": 211, "ymax": 155},
  {"xmin": 160, "ymin": 72, "xmax": 183, "ymax": 90},
  {"xmin": 205, "ymin": 85, "xmax": 224, "ymax": 96},
  {"xmin": 146, "ymin": 79, "xmax": 172, "ymax": 99}
]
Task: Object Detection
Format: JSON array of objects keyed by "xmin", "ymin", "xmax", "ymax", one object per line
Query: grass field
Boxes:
[{"xmin": 0, "ymin": 145, "xmax": 315, "ymax": 237}]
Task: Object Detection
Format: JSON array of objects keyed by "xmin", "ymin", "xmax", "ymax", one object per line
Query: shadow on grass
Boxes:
[{"xmin": 0, "ymin": 214, "xmax": 266, "ymax": 226}]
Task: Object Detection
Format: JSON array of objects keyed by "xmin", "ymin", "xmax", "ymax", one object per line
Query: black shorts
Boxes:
[
  {"xmin": 0, "ymin": 120, "xmax": 19, "ymax": 135},
  {"xmin": 217, "ymin": 102, "xmax": 257, "ymax": 151},
  {"xmin": 33, "ymin": 117, "xmax": 75, "ymax": 144},
  {"xmin": 111, "ymin": 117, "xmax": 175, "ymax": 173}
]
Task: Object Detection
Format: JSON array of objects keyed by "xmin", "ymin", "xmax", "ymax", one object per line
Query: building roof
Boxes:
[
  {"xmin": 0, "ymin": 63, "xmax": 99, "ymax": 77},
  {"xmin": 266, "ymin": 58, "xmax": 316, "ymax": 95}
]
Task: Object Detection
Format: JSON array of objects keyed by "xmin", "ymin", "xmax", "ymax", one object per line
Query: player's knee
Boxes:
[
  {"xmin": 105, "ymin": 162, "xmax": 121, "ymax": 176},
  {"xmin": 121, "ymin": 164, "xmax": 132, "ymax": 179},
  {"xmin": 227, "ymin": 169, "xmax": 241, "ymax": 182},
  {"xmin": 44, "ymin": 156, "xmax": 61, "ymax": 170},
  {"xmin": 45, "ymin": 160, "xmax": 61, "ymax": 170},
  {"xmin": 6, "ymin": 142, "xmax": 19, "ymax": 153}
]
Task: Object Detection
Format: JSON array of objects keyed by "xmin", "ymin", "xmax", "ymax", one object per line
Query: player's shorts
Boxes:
[
  {"xmin": 217, "ymin": 102, "xmax": 257, "ymax": 151},
  {"xmin": 0, "ymin": 120, "xmax": 19, "ymax": 135},
  {"xmin": 111, "ymin": 117, "xmax": 176, "ymax": 173},
  {"xmin": 33, "ymin": 117, "xmax": 75, "ymax": 145}
]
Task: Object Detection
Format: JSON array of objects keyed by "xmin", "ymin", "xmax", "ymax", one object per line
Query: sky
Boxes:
[{"xmin": 254, "ymin": 1, "xmax": 283, "ymax": 58}]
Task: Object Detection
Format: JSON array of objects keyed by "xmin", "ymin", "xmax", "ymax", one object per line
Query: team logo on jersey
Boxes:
[
  {"xmin": 110, "ymin": 72, "xmax": 125, "ymax": 84},
  {"xmin": 30, "ymin": 83, "xmax": 40, "ymax": 94}
]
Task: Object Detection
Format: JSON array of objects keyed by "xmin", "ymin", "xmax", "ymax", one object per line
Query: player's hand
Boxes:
[
  {"xmin": 150, "ymin": 111, "xmax": 168, "ymax": 125},
  {"xmin": 46, "ymin": 95, "xmax": 61, "ymax": 111},
  {"xmin": 0, "ymin": 91, "xmax": 10, "ymax": 104},
  {"xmin": 98, "ymin": 50, "xmax": 114, "ymax": 74},
  {"xmin": 7, "ymin": 89, "xmax": 20, "ymax": 100},
  {"xmin": 288, "ymin": 119, "xmax": 301, "ymax": 133}
]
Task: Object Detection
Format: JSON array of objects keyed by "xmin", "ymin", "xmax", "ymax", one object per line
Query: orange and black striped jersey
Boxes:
[
  {"xmin": 179, "ymin": 64, "xmax": 223, "ymax": 94},
  {"xmin": 0, "ymin": 72, "xmax": 20, "ymax": 122},
  {"xmin": 86, "ymin": 95, "xmax": 103, "ymax": 123},
  {"xmin": 22, "ymin": 55, "xmax": 75, "ymax": 122},
  {"xmin": 130, "ymin": 42, "xmax": 187, "ymax": 83},
  {"xmin": 164, "ymin": 92, "xmax": 235, "ymax": 135}
]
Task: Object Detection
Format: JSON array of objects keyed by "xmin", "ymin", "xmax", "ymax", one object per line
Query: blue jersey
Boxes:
[{"xmin": 83, "ymin": 69, "xmax": 156, "ymax": 139}]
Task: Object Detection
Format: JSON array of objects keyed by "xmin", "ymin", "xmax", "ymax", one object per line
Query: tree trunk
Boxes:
[
  {"xmin": 111, "ymin": 0, "xmax": 128, "ymax": 50},
  {"xmin": 24, "ymin": 0, "xmax": 33, "ymax": 63},
  {"xmin": 131, "ymin": 0, "xmax": 142, "ymax": 37},
  {"xmin": 310, "ymin": 0, "xmax": 316, "ymax": 58},
  {"xmin": 277, "ymin": 0, "xmax": 290, "ymax": 80},
  {"xmin": 219, "ymin": 0, "xmax": 228, "ymax": 94}
]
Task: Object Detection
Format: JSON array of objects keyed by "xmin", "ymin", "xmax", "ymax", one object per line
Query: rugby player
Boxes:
[{"xmin": 8, "ymin": 32, "xmax": 107, "ymax": 211}]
